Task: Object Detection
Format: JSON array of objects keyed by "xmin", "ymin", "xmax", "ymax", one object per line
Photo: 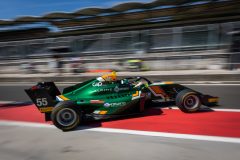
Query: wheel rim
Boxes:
[
  {"xmin": 56, "ymin": 108, "xmax": 78, "ymax": 127},
  {"xmin": 183, "ymin": 95, "xmax": 200, "ymax": 110}
]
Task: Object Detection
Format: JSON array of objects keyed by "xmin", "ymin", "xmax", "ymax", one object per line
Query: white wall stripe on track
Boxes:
[
  {"xmin": 167, "ymin": 106, "xmax": 240, "ymax": 112},
  {"xmin": 85, "ymin": 128, "xmax": 240, "ymax": 144},
  {"xmin": 0, "ymin": 101, "xmax": 16, "ymax": 104},
  {"xmin": 0, "ymin": 120, "xmax": 240, "ymax": 144},
  {"xmin": 0, "ymin": 120, "xmax": 54, "ymax": 128},
  {"xmin": 211, "ymin": 108, "xmax": 240, "ymax": 112}
]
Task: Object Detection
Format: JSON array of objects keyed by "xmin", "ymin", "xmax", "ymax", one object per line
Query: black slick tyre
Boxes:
[
  {"xmin": 176, "ymin": 89, "xmax": 201, "ymax": 113},
  {"xmin": 51, "ymin": 101, "xmax": 81, "ymax": 131}
]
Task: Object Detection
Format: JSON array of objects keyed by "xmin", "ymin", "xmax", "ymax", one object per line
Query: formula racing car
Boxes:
[{"xmin": 25, "ymin": 72, "xmax": 218, "ymax": 131}]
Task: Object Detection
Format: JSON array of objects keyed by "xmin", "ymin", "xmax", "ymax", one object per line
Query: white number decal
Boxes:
[{"xmin": 36, "ymin": 98, "xmax": 48, "ymax": 106}]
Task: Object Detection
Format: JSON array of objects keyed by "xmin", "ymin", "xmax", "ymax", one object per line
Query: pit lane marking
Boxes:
[
  {"xmin": 0, "ymin": 101, "xmax": 15, "ymax": 104},
  {"xmin": 0, "ymin": 120, "xmax": 240, "ymax": 144},
  {"xmin": 167, "ymin": 106, "xmax": 240, "ymax": 112}
]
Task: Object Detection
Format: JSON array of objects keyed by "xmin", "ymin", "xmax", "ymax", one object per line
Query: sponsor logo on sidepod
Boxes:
[{"xmin": 104, "ymin": 102, "xmax": 126, "ymax": 107}]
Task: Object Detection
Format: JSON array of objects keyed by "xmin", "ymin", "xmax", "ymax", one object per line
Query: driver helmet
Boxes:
[{"xmin": 102, "ymin": 71, "xmax": 117, "ymax": 81}]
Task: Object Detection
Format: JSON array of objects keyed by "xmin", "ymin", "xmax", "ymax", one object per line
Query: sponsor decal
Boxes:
[
  {"xmin": 56, "ymin": 95, "xmax": 69, "ymax": 101},
  {"xmin": 208, "ymin": 98, "xmax": 218, "ymax": 103},
  {"xmin": 132, "ymin": 91, "xmax": 139, "ymax": 97},
  {"xmin": 90, "ymin": 100, "xmax": 104, "ymax": 104},
  {"xmin": 92, "ymin": 82, "xmax": 103, "ymax": 87},
  {"xmin": 93, "ymin": 88, "xmax": 112, "ymax": 93},
  {"xmin": 93, "ymin": 110, "xmax": 100, "ymax": 114},
  {"xmin": 114, "ymin": 86, "xmax": 120, "ymax": 92},
  {"xmin": 99, "ymin": 111, "xmax": 107, "ymax": 115},
  {"xmin": 163, "ymin": 81, "xmax": 174, "ymax": 84},
  {"xmin": 104, "ymin": 103, "xmax": 111, "ymax": 108},
  {"xmin": 132, "ymin": 91, "xmax": 141, "ymax": 100},
  {"xmin": 56, "ymin": 96, "xmax": 64, "ymax": 101},
  {"xmin": 103, "ymin": 102, "xmax": 126, "ymax": 107},
  {"xmin": 114, "ymin": 86, "xmax": 129, "ymax": 93},
  {"xmin": 152, "ymin": 99, "xmax": 165, "ymax": 103},
  {"xmin": 93, "ymin": 110, "xmax": 107, "ymax": 114},
  {"xmin": 93, "ymin": 86, "xmax": 129, "ymax": 93},
  {"xmin": 39, "ymin": 107, "xmax": 53, "ymax": 113}
]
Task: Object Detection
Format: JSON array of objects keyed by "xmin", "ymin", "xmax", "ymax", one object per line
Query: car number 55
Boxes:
[{"xmin": 36, "ymin": 98, "xmax": 48, "ymax": 106}]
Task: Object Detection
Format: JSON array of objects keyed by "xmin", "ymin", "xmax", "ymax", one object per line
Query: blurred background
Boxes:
[
  {"xmin": 1, "ymin": 2, "xmax": 240, "ymax": 160},
  {"xmin": 0, "ymin": 0, "xmax": 240, "ymax": 81}
]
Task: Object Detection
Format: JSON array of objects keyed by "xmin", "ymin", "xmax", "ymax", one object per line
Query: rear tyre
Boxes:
[
  {"xmin": 51, "ymin": 101, "xmax": 81, "ymax": 131},
  {"xmin": 176, "ymin": 89, "xmax": 201, "ymax": 113}
]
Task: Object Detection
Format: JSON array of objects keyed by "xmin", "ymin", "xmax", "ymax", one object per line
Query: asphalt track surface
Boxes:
[
  {"xmin": 0, "ymin": 125, "xmax": 240, "ymax": 160},
  {"xmin": 0, "ymin": 83, "xmax": 240, "ymax": 160}
]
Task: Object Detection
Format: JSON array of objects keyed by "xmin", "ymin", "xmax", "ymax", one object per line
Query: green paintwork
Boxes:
[{"xmin": 60, "ymin": 78, "xmax": 140, "ymax": 115}]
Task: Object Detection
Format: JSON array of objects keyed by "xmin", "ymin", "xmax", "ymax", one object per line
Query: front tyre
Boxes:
[
  {"xmin": 51, "ymin": 101, "xmax": 81, "ymax": 131},
  {"xmin": 176, "ymin": 89, "xmax": 201, "ymax": 113}
]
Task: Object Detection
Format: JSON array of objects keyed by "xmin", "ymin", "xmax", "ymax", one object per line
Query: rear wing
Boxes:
[{"xmin": 25, "ymin": 82, "xmax": 61, "ymax": 113}]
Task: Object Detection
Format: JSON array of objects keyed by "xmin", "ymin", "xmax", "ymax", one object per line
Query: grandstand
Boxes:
[{"xmin": 0, "ymin": 0, "xmax": 239, "ymax": 72}]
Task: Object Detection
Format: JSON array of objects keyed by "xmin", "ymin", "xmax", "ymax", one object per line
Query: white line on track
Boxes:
[
  {"xmin": 0, "ymin": 120, "xmax": 54, "ymax": 128},
  {"xmin": 212, "ymin": 108, "xmax": 240, "ymax": 112},
  {"xmin": 182, "ymin": 84, "xmax": 240, "ymax": 86},
  {"xmin": 167, "ymin": 106, "xmax": 240, "ymax": 112},
  {"xmin": 0, "ymin": 101, "xmax": 32, "ymax": 105},
  {"xmin": 86, "ymin": 128, "xmax": 240, "ymax": 144},
  {"xmin": 0, "ymin": 101, "xmax": 15, "ymax": 104},
  {"xmin": 0, "ymin": 120, "xmax": 240, "ymax": 144}
]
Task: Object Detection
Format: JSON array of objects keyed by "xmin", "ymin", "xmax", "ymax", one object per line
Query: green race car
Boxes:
[{"xmin": 25, "ymin": 72, "xmax": 218, "ymax": 131}]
